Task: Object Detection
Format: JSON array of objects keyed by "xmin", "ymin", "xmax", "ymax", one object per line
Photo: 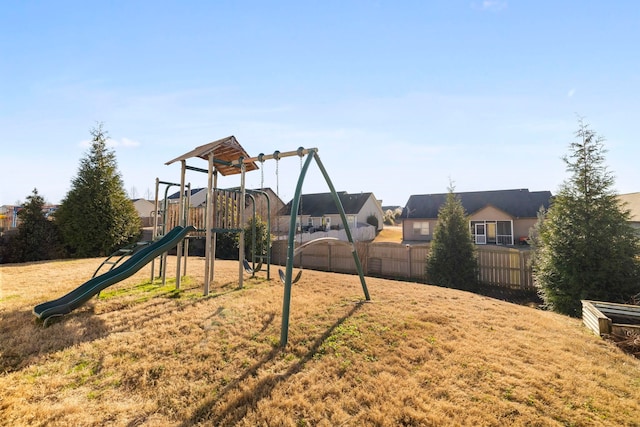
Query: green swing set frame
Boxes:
[{"xmin": 235, "ymin": 147, "xmax": 371, "ymax": 347}]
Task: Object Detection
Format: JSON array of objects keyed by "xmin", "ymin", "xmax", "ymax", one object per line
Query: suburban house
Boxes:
[
  {"xmin": 278, "ymin": 191, "xmax": 384, "ymax": 242},
  {"xmin": 618, "ymin": 192, "xmax": 640, "ymax": 233},
  {"xmin": 400, "ymin": 189, "xmax": 552, "ymax": 245},
  {"xmin": 241, "ymin": 188, "xmax": 285, "ymax": 229},
  {"xmin": 131, "ymin": 199, "xmax": 156, "ymax": 227}
]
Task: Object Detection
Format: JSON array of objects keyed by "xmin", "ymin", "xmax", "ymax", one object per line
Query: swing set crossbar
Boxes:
[{"xmin": 231, "ymin": 147, "xmax": 318, "ymax": 166}]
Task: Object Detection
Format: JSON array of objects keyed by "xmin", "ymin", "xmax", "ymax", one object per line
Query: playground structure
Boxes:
[
  {"xmin": 150, "ymin": 182, "xmax": 272, "ymax": 283},
  {"xmin": 33, "ymin": 135, "xmax": 370, "ymax": 346},
  {"xmin": 162, "ymin": 136, "xmax": 370, "ymax": 346}
]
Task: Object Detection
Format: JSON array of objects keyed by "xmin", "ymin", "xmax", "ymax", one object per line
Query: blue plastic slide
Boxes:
[{"xmin": 33, "ymin": 225, "xmax": 195, "ymax": 324}]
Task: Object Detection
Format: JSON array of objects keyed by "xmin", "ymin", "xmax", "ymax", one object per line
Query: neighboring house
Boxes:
[
  {"xmin": 0, "ymin": 205, "xmax": 16, "ymax": 231},
  {"xmin": 618, "ymin": 192, "xmax": 640, "ymax": 233},
  {"xmin": 0, "ymin": 204, "xmax": 58, "ymax": 231},
  {"xmin": 242, "ymin": 188, "xmax": 285, "ymax": 232},
  {"xmin": 278, "ymin": 191, "xmax": 384, "ymax": 241},
  {"xmin": 132, "ymin": 199, "xmax": 156, "ymax": 227},
  {"xmin": 166, "ymin": 187, "xmax": 208, "ymax": 207},
  {"xmin": 400, "ymin": 189, "xmax": 552, "ymax": 245}
]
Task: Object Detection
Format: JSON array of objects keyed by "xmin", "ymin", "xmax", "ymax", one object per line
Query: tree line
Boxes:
[
  {"xmin": 3, "ymin": 120, "xmax": 639, "ymax": 316},
  {"xmin": 423, "ymin": 119, "xmax": 639, "ymax": 316},
  {"xmin": 0, "ymin": 124, "xmax": 140, "ymax": 263},
  {"xmin": 0, "ymin": 123, "xmax": 267, "ymax": 265}
]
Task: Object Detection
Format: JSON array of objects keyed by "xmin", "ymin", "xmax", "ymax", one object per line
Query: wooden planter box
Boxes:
[{"xmin": 582, "ymin": 300, "xmax": 640, "ymax": 336}]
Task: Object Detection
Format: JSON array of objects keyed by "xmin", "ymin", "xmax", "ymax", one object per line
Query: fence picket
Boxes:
[{"xmin": 270, "ymin": 240, "xmax": 535, "ymax": 291}]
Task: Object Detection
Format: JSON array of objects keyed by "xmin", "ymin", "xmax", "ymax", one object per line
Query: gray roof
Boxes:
[
  {"xmin": 281, "ymin": 192, "xmax": 374, "ymax": 216},
  {"xmin": 401, "ymin": 189, "xmax": 552, "ymax": 219},
  {"xmin": 167, "ymin": 187, "xmax": 206, "ymax": 200}
]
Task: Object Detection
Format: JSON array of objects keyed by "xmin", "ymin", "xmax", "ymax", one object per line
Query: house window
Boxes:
[
  {"xmin": 470, "ymin": 220, "xmax": 513, "ymax": 245},
  {"xmin": 322, "ymin": 216, "xmax": 332, "ymax": 230},
  {"xmin": 412, "ymin": 221, "xmax": 430, "ymax": 236},
  {"xmin": 302, "ymin": 217, "xmax": 315, "ymax": 232}
]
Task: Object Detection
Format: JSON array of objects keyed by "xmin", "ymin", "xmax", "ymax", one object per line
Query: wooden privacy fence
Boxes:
[{"xmin": 270, "ymin": 240, "xmax": 535, "ymax": 291}]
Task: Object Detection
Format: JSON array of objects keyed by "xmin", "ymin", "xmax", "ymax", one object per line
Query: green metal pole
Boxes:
[
  {"xmin": 247, "ymin": 189, "xmax": 271, "ymax": 280},
  {"xmin": 246, "ymin": 193, "xmax": 257, "ymax": 276},
  {"xmin": 313, "ymin": 153, "xmax": 371, "ymax": 301},
  {"xmin": 279, "ymin": 148, "xmax": 372, "ymax": 348},
  {"xmin": 280, "ymin": 150, "xmax": 315, "ymax": 347}
]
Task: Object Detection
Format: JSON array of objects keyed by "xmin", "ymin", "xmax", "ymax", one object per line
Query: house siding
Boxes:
[
  {"xmin": 513, "ymin": 218, "xmax": 536, "ymax": 242},
  {"xmin": 402, "ymin": 218, "xmax": 438, "ymax": 242},
  {"xmin": 470, "ymin": 205, "xmax": 511, "ymax": 221},
  {"xmin": 242, "ymin": 188, "xmax": 284, "ymax": 233},
  {"xmin": 133, "ymin": 199, "xmax": 156, "ymax": 227},
  {"xmin": 617, "ymin": 192, "xmax": 640, "ymax": 235},
  {"xmin": 356, "ymin": 196, "xmax": 384, "ymax": 231}
]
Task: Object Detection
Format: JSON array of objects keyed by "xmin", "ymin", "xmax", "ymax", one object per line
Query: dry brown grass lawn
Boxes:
[
  {"xmin": 1, "ymin": 257, "xmax": 640, "ymax": 426},
  {"xmin": 373, "ymin": 226, "xmax": 403, "ymax": 243}
]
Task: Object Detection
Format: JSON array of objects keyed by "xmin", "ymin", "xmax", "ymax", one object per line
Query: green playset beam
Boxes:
[{"xmin": 279, "ymin": 149, "xmax": 370, "ymax": 347}]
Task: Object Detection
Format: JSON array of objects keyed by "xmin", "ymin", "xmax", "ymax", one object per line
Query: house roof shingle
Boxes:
[
  {"xmin": 167, "ymin": 187, "xmax": 206, "ymax": 200},
  {"xmin": 280, "ymin": 192, "xmax": 375, "ymax": 216},
  {"xmin": 401, "ymin": 189, "xmax": 552, "ymax": 219}
]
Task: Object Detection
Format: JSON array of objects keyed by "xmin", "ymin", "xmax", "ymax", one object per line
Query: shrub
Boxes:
[{"xmin": 426, "ymin": 186, "xmax": 478, "ymax": 291}]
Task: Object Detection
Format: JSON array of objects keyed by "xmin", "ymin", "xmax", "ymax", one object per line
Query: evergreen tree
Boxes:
[
  {"xmin": 531, "ymin": 120, "xmax": 640, "ymax": 316},
  {"xmin": 4, "ymin": 189, "xmax": 65, "ymax": 262},
  {"xmin": 214, "ymin": 232, "xmax": 238, "ymax": 260},
  {"xmin": 242, "ymin": 216, "xmax": 270, "ymax": 261},
  {"xmin": 55, "ymin": 124, "xmax": 141, "ymax": 257},
  {"xmin": 426, "ymin": 185, "xmax": 478, "ymax": 291}
]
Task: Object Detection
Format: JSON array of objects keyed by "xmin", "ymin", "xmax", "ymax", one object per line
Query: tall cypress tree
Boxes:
[
  {"xmin": 55, "ymin": 124, "xmax": 141, "ymax": 257},
  {"xmin": 531, "ymin": 119, "xmax": 640, "ymax": 316},
  {"xmin": 426, "ymin": 185, "xmax": 478, "ymax": 291}
]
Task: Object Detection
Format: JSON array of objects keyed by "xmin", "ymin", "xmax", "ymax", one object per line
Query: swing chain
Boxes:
[
  {"xmin": 258, "ymin": 153, "xmax": 265, "ymax": 190},
  {"xmin": 274, "ymin": 154, "xmax": 280, "ymax": 198},
  {"xmin": 298, "ymin": 149, "xmax": 303, "ymax": 240}
]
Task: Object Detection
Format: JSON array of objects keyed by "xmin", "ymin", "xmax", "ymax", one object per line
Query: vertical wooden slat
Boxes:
[{"xmin": 265, "ymin": 237, "xmax": 535, "ymax": 291}]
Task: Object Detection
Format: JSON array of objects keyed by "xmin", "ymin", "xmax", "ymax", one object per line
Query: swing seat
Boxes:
[
  {"xmin": 278, "ymin": 268, "xmax": 302, "ymax": 285},
  {"xmin": 243, "ymin": 259, "xmax": 263, "ymax": 275},
  {"xmin": 242, "ymin": 259, "xmax": 254, "ymax": 274}
]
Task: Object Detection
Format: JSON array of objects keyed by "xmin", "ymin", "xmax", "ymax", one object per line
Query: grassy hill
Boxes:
[
  {"xmin": 373, "ymin": 225, "xmax": 403, "ymax": 243},
  {"xmin": 1, "ymin": 257, "xmax": 639, "ymax": 426}
]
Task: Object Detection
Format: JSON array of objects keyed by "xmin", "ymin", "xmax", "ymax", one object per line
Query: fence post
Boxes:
[{"xmin": 406, "ymin": 244, "xmax": 412, "ymax": 280}]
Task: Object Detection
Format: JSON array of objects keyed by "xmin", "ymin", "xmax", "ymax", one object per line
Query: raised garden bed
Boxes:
[{"xmin": 582, "ymin": 300, "xmax": 640, "ymax": 336}]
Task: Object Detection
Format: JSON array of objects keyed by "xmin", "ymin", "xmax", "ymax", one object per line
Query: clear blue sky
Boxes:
[{"xmin": 2, "ymin": 1, "xmax": 639, "ymax": 207}]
